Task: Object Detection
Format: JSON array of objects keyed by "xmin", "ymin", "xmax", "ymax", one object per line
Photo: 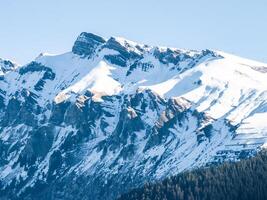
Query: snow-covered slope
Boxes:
[{"xmin": 0, "ymin": 32, "xmax": 267, "ymax": 200}]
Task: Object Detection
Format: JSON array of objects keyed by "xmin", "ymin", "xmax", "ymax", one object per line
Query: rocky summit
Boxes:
[
  {"xmin": 0, "ymin": 58, "xmax": 16, "ymax": 77},
  {"xmin": 0, "ymin": 32, "xmax": 267, "ymax": 200}
]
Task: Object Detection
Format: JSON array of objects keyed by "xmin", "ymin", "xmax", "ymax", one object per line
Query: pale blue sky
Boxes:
[{"xmin": 0, "ymin": 0, "xmax": 266, "ymax": 64}]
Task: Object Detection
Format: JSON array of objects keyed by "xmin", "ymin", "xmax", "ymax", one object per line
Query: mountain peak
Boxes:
[
  {"xmin": 72, "ymin": 32, "xmax": 106, "ymax": 57},
  {"xmin": 75, "ymin": 32, "xmax": 106, "ymax": 44}
]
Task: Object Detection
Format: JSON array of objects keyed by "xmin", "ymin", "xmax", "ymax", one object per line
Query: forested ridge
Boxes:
[{"xmin": 118, "ymin": 150, "xmax": 267, "ymax": 200}]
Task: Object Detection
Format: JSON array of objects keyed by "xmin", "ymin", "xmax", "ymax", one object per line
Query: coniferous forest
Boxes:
[{"xmin": 118, "ymin": 151, "xmax": 267, "ymax": 200}]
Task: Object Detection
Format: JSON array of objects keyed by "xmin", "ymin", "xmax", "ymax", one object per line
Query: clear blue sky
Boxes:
[{"xmin": 0, "ymin": 0, "xmax": 267, "ymax": 64}]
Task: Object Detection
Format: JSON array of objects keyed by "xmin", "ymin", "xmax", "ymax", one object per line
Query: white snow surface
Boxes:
[{"xmin": 30, "ymin": 46, "xmax": 267, "ymax": 147}]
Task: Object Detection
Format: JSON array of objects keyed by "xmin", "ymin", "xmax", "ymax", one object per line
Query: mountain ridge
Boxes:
[{"xmin": 0, "ymin": 32, "xmax": 267, "ymax": 200}]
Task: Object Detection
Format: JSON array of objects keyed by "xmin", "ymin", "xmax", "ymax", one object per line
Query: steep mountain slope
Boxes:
[{"xmin": 0, "ymin": 32, "xmax": 267, "ymax": 200}]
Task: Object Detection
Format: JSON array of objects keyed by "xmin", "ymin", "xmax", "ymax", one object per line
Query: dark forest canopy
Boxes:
[{"xmin": 118, "ymin": 150, "xmax": 267, "ymax": 200}]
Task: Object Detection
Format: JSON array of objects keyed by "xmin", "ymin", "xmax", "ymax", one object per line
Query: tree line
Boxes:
[{"xmin": 118, "ymin": 150, "xmax": 267, "ymax": 200}]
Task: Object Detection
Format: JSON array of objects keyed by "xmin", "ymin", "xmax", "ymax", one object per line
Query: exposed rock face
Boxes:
[
  {"xmin": 0, "ymin": 58, "xmax": 16, "ymax": 78},
  {"xmin": 0, "ymin": 33, "xmax": 266, "ymax": 200},
  {"xmin": 72, "ymin": 32, "xmax": 106, "ymax": 57}
]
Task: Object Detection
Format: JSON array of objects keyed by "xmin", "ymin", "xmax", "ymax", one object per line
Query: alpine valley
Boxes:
[{"xmin": 0, "ymin": 32, "xmax": 267, "ymax": 200}]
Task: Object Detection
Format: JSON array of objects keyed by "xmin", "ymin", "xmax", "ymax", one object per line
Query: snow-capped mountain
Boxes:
[{"xmin": 0, "ymin": 32, "xmax": 267, "ymax": 200}]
